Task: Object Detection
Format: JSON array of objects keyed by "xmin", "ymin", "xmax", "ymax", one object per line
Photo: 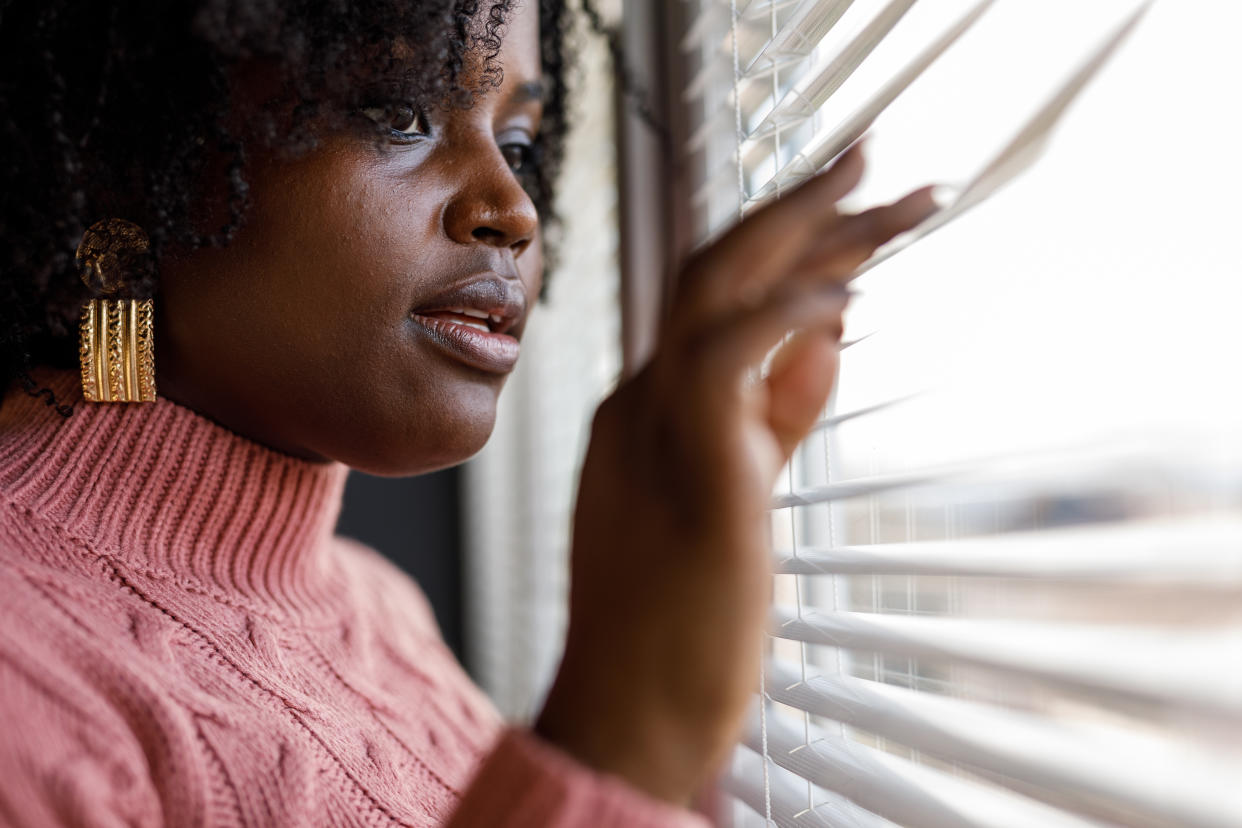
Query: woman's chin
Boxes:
[{"xmin": 331, "ymin": 400, "xmax": 499, "ymax": 478}]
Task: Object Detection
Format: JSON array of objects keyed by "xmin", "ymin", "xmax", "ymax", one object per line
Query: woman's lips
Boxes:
[{"xmin": 410, "ymin": 311, "xmax": 521, "ymax": 374}]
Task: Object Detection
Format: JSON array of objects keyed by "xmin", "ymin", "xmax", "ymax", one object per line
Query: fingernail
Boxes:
[
  {"xmin": 930, "ymin": 183, "xmax": 961, "ymax": 210},
  {"xmin": 816, "ymin": 284, "xmax": 856, "ymax": 303}
]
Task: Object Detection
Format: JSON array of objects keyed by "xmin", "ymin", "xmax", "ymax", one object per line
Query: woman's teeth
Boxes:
[
  {"xmin": 447, "ymin": 308, "xmax": 491, "ymax": 332},
  {"xmin": 417, "ymin": 307, "xmax": 499, "ymax": 333},
  {"xmin": 455, "ymin": 318, "xmax": 490, "ymax": 332}
]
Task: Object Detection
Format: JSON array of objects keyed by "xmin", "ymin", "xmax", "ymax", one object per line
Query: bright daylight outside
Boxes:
[{"xmin": 676, "ymin": 1, "xmax": 1242, "ymax": 825}]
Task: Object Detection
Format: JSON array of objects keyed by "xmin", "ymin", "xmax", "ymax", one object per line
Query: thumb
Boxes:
[{"xmin": 766, "ymin": 328, "xmax": 841, "ymax": 461}]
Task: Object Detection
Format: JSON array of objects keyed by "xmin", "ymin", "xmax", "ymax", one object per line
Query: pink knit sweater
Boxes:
[{"xmin": 0, "ymin": 367, "xmax": 707, "ymax": 828}]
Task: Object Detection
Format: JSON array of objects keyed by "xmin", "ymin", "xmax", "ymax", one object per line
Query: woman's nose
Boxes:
[{"xmin": 442, "ymin": 144, "xmax": 539, "ymax": 256}]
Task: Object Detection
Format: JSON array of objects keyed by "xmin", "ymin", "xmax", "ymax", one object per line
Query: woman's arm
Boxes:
[
  {"xmin": 447, "ymin": 728, "xmax": 708, "ymax": 827},
  {"xmin": 534, "ymin": 144, "xmax": 937, "ymax": 806}
]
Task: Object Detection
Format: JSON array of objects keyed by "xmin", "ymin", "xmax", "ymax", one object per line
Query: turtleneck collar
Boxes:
[{"xmin": 0, "ymin": 366, "xmax": 351, "ymax": 621}]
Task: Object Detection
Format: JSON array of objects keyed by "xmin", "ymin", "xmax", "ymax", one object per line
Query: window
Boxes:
[
  {"xmin": 466, "ymin": 1, "xmax": 1242, "ymax": 823},
  {"xmin": 669, "ymin": 0, "xmax": 1242, "ymax": 825}
]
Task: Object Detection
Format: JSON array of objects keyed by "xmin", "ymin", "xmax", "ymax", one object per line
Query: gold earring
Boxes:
[{"xmin": 76, "ymin": 219, "xmax": 157, "ymax": 403}]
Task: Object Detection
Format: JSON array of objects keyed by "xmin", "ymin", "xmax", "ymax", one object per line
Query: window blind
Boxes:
[{"xmin": 672, "ymin": 1, "xmax": 1242, "ymax": 826}]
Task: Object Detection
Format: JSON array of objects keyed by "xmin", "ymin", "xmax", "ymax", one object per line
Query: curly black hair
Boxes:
[{"xmin": 0, "ymin": 0, "xmax": 572, "ymax": 416}]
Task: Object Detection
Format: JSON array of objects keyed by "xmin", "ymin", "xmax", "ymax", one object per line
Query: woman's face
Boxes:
[{"xmin": 154, "ymin": 3, "xmax": 544, "ymax": 475}]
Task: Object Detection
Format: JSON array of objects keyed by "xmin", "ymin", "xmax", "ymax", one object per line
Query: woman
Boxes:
[{"xmin": 0, "ymin": 0, "xmax": 936, "ymax": 824}]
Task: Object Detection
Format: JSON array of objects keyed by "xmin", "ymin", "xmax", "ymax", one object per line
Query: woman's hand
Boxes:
[{"xmin": 534, "ymin": 145, "xmax": 937, "ymax": 805}]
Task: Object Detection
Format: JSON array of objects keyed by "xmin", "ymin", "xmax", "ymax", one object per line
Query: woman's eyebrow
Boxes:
[{"xmin": 510, "ymin": 79, "xmax": 547, "ymax": 106}]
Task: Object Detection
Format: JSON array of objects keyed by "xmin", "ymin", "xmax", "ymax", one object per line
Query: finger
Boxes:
[
  {"xmin": 676, "ymin": 286, "xmax": 850, "ymax": 394},
  {"xmin": 766, "ymin": 330, "xmax": 841, "ymax": 460},
  {"xmin": 783, "ymin": 186, "xmax": 939, "ymax": 289},
  {"xmin": 671, "ymin": 143, "xmax": 868, "ymax": 329}
]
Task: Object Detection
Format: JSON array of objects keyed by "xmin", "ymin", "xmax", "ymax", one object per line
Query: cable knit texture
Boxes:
[{"xmin": 0, "ymin": 367, "xmax": 707, "ymax": 828}]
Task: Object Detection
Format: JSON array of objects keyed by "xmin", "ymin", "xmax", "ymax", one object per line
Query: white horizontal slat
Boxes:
[
  {"xmin": 683, "ymin": 48, "xmax": 799, "ymax": 110},
  {"xmin": 770, "ymin": 468, "xmax": 950, "ymax": 508},
  {"xmin": 769, "ymin": 607, "xmax": 1242, "ymax": 721},
  {"xmin": 809, "ymin": 393, "xmax": 917, "ymax": 432},
  {"xmin": 745, "ymin": 0, "xmax": 920, "ymax": 143},
  {"xmin": 682, "ymin": 0, "xmax": 821, "ymax": 106},
  {"xmin": 764, "ymin": 660, "xmax": 1242, "ymax": 828},
  {"xmin": 838, "ymin": 331, "xmax": 875, "ymax": 350},
  {"xmin": 726, "ymin": 743, "xmax": 899, "ymax": 827},
  {"xmin": 744, "ymin": 0, "xmax": 859, "ymax": 72},
  {"xmin": 855, "ymin": 1, "xmax": 1152, "ymax": 277},
  {"xmin": 773, "ymin": 438, "xmax": 1242, "ymax": 513},
  {"xmin": 745, "ymin": 711, "xmax": 1102, "ymax": 828},
  {"xmin": 725, "ymin": 762, "xmax": 833, "ymax": 827},
  {"xmin": 955, "ymin": 1, "xmax": 1153, "ymax": 213},
  {"xmin": 774, "ymin": 517, "xmax": 1242, "ymax": 585},
  {"xmin": 682, "ymin": 9, "xmax": 789, "ymax": 105},
  {"xmin": 691, "ymin": 0, "xmax": 991, "ymax": 220},
  {"xmin": 684, "ymin": 0, "xmax": 855, "ymax": 116},
  {"xmin": 742, "ymin": 0, "xmax": 993, "ymax": 203}
]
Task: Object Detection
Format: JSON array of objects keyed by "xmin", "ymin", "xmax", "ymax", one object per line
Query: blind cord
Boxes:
[{"xmin": 726, "ymin": 3, "xmax": 773, "ymax": 825}]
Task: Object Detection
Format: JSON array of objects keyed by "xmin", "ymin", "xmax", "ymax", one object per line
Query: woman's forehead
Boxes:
[{"xmin": 497, "ymin": 0, "xmax": 541, "ymax": 80}]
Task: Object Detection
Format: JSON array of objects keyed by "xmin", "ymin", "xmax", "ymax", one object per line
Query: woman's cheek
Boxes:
[{"xmin": 520, "ymin": 231, "xmax": 545, "ymax": 296}]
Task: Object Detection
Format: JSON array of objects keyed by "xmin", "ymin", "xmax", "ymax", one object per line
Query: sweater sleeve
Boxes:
[
  {"xmin": 0, "ymin": 653, "xmax": 163, "ymax": 828},
  {"xmin": 445, "ymin": 727, "xmax": 710, "ymax": 828}
]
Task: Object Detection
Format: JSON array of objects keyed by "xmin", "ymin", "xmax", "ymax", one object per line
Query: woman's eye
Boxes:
[
  {"xmin": 362, "ymin": 103, "xmax": 430, "ymax": 138},
  {"xmin": 500, "ymin": 143, "xmax": 532, "ymax": 172}
]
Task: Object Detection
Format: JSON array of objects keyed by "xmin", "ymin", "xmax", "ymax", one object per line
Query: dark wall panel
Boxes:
[{"xmin": 335, "ymin": 468, "xmax": 463, "ymax": 661}]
